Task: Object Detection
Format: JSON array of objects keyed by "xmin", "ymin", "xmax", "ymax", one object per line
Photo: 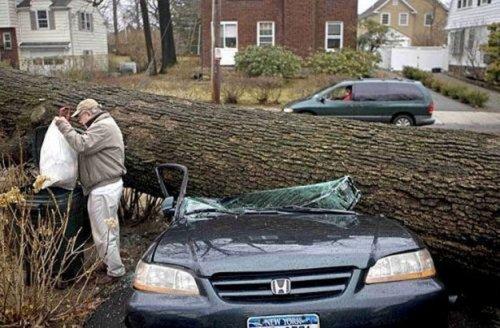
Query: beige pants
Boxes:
[{"xmin": 87, "ymin": 179, "xmax": 126, "ymax": 277}]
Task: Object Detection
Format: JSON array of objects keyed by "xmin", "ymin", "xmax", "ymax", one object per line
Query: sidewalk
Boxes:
[{"xmin": 434, "ymin": 74, "xmax": 500, "ymax": 112}]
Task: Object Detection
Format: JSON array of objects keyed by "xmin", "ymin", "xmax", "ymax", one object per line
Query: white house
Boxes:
[
  {"xmin": 0, "ymin": 0, "xmax": 19, "ymax": 67},
  {"xmin": 2, "ymin": 0, "xmax": 108, "ymax": 74},
  {"xmin": 445, "ymin": 0, "xmax": 499, "ymax": 77}
]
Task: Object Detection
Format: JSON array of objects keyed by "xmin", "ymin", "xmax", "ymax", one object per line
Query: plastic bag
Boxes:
[{"xmin": 38, "ymin": 120, "xmax": 78, "ymax": 190}]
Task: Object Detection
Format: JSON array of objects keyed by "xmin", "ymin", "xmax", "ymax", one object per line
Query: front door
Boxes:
[{"xmin": 220, "ymin": 21, "xmax": 238, "ymax": 66}]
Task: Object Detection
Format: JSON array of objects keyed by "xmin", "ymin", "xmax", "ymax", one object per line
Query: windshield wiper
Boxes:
[
  {"xmin": 184, "ymin": 208, "xmax": 236, "ymax": 216},
  {"xmin": 267, "ymin": 205, "xmax": 357, "ymax": 215}
]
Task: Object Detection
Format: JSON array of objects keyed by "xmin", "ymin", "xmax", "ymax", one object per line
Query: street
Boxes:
[{"xmin": 426, "ymin": 90, "xmax": 500, "ymax": 135}]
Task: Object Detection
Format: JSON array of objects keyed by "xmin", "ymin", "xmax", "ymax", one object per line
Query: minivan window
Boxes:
[
  {"xmin": 353, "ymin": 83, "xmax": 387, "ymax": 101},
  {"xmin": 386, "ymin": 83, "xmax": 425, "ymax": 101}
]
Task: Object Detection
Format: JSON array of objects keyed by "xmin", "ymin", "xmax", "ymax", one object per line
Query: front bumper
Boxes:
[
  {"xmin": 126, "ymin": 270, "xmax": 447, "ymax": 328},
  {"xmin": 415, "ymin": 115, "xmax": 435, "ymax": 126}
]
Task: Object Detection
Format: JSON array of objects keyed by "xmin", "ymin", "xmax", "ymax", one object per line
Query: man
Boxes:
[{"xmin": 55, "ymin": 99, "xmax": 127, "ymax": 284}]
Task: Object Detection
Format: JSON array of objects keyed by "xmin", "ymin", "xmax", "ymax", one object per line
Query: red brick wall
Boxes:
[
  {"xmin": 201, "ymin": 0, "xmax": 358, "ymax": 67},
  {"xmin": 0, "ymin": 28, "xmax": 19, "ymax": 68}
]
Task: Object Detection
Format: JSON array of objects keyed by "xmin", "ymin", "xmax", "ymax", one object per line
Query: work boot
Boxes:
[
  {"xmin": 96, "ymin": 274, "xmax": 122, "ymax": 285},
  {"xmin": 95, "ymin": 262, "xmax": 107, "ymax": 274}
]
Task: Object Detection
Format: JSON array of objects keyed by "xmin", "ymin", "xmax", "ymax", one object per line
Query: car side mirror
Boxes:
[
  {"xmin": 161, "ymin": 196, "xmax": 175, "ymax": 218},
  {"xmin": 319, "ymin": 97, "xmax": 326, "ymax": 104}
]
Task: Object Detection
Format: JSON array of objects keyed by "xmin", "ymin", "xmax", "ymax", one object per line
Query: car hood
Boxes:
[{"xmin": 152, "ymin": 213, "xmax": 423, "ymax": 277}]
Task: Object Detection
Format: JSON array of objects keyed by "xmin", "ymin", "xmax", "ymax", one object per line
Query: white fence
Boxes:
[{"xmin": 378, "ymin": 46, "xmax": 449, "ymax": 72}]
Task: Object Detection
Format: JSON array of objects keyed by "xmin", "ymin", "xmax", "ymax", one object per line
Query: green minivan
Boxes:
[{"xmin": 283, "ymin": 79, "xmax": 435, "ymax": 126}]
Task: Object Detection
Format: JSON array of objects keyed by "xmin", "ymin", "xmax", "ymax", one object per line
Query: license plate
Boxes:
[{"xmin": 247, "ymin": 314, "xmax": 319, "ymax": 328}]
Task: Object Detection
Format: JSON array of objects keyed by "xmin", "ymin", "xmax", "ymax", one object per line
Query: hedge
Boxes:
[{"xmin": 402, "ymin": 66, "xmax": 489, "ymax": 108}]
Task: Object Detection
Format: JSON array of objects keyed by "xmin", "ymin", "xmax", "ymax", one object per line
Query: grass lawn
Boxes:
[{"xmin": 95, "ymin": 56, "xmax": 392, "ymax": 108}]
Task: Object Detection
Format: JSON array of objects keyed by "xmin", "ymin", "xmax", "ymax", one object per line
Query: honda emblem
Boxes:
[{"xmin": 270, "ymin": 278, "xmax": 291, "ymax": 295}]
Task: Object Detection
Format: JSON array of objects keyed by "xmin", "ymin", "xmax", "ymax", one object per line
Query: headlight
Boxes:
[
  {"xmin": 365, "ymin": 249, "xmax": 436, "ymax": 284},
  {"xmin": 283, "ymin": 107, "xmax": 294, "ymax": 113},
  {"xmin": 133, "ymin": 260, "xmax": 200, "ymax": 295}
]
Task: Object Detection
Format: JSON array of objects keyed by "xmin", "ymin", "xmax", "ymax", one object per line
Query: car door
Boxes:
[
  {"xmin": 314, "ymin": 86, "xmax": 355, "ymax": 118},
  {"xmin": 352, "ymin": 83, "xmax": 393, "ymax": 123}
]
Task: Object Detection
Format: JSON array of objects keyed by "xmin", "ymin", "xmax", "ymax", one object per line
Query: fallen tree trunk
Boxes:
[{"xmin": 0, "ymin": 68, "xmax": 498, "ymax": 278}]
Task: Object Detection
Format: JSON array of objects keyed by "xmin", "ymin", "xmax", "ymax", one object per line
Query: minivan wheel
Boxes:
[{"xmin": 393, "ymin": 115, "xmax": 414, "ymax": 127}]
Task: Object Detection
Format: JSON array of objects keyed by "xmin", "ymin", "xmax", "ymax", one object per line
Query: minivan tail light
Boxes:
[{"xmin": 427, "ymin": 102, "xmax": 435, "ymax": 114}]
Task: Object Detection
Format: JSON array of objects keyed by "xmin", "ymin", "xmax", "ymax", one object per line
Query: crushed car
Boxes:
[{"xmin": 126, "ymin": 164, "xmax": 448, "ymax": 328}]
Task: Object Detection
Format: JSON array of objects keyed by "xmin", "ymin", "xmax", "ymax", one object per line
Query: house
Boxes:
[
  {"xmin": 0, "ymin": 0, "xmax": 19, "ymax": 67},
  {"xmin": 359, "ymin": 0, "xmax": 449, "ymax": 47},
  {"xmin": 200, "ymin": 0, "xmax": 358, "ymax": 66},
  {"xmin": 0, "ymin": 0, "xmax": 108, "ymax": 74},
  {"xmin": 445, "ymin": 0, "xmax": 499, "ymax": 78}
]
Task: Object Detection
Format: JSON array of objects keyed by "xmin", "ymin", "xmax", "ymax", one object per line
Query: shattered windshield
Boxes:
[{"xmin": 176, "ymin": 177, "xmax": 361, "ymax": 220}]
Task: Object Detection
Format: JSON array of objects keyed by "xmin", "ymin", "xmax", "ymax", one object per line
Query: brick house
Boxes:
[
  {"xmin": 200, "ymin": 0, "xmax": 358, "ymax": 66},
  {"xmin": 0, "ymin": 0, "xmax": 19, "ymax": 68}
]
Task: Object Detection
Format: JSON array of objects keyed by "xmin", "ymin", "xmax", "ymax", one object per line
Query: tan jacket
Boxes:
[{"xmin": 55, "ymin": 112, "xmax": 126, "ymax": 195}]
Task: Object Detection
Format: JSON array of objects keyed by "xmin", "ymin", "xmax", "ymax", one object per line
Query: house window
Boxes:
[
  {"xmin": 325, "ymin": 21, "xmax": 343, "ymax": 51},
  {"xmin": 220, "ymin": 22, "xmax": 237, "ymax": 48},
  {"xmin": 257, "ymin": 21, "xmax": 275, "ymax": 46},
  {"xmin": 83, "ymin": 50, "xmax": 93, "ymax": 56},
  {"xmin": 424, "ymin": 13, "xmax": 433, "ymax": 26},
  {"xmin": 467, "ymin": 28, "xmax": 476, "ymax": 50},
  {"xmin": 458, "ymin": 0, "xmax": 473, "ymax": 8},
  {"xmin": 80, "ymin": 12, "xmax": 92, "ymax": 31},
  {"xmin": 399, "ymin": 13, "xmax": 409, "ymax": 26},
  {"xmin": 450, "ymin": 29, "xmax": 465, "ymax": 56},
  {"xmin": 2, "ymin": 32, "xmax": 12, "ymax": 50},
  {"xmin": 380, "ymin": 13, "xmax": 390, "ymax": 26},
  {"xmin": 478, "ymin": 0, "xmax": 492, "ymax": 5},
  {"xmin": 37, "ymin": 10, "xmax": 49, "ymax": 29}
]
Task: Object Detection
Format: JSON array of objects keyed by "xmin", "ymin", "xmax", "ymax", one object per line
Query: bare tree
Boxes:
[
  {"xmin": 159, "ymin": 0, "xmax": 177, "ymax": 73},
  {"xmin": 139, "ymin": 0, "xmax": 157, "ymax": 75},
  {"xmin": 113, "ymin": 0, "xmax": 119, "ymax": 53}
]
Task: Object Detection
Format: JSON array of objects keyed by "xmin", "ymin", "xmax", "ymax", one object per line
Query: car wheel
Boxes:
[{"xmin": 393, "ymin": 115, "xmax": 414, "ymax": 127}]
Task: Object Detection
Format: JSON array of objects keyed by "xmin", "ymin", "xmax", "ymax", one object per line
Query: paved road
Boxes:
[{"xmin": 427, "ymin": 90, "xmax": 500, "ymax": 135}]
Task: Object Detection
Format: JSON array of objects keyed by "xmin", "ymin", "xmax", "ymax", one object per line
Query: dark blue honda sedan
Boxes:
[{"xmin": 126, "ymin": 164, "xmax": 448, "ymax": 328}]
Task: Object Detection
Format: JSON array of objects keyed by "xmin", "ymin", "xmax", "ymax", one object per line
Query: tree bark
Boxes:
[
  {"xmin": 0, "ymin": 68, "xmax": 498, "ymax": 279},
  {"xmin": 158, "ymin": 0, "xmax": 176, "ymax": 73},
  {"xmin": 139, "ymin": 0, "xmax": 157, "ymax": 75}
]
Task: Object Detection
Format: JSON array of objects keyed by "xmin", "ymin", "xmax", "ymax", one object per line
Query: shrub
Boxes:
[
  {"xmin": 308, "ymin": 49, "xmax": 380, "ymax": 77},
  {"xmin": 222, "ymin": 76, "xmax": 246, "ymax": 104},
  {"xmin": 248, "ymin": 76, "xmax": 284, "ymax": 105},
  {"xmin": 235, "ymin": 46, "xmax": 301, "ymax": 78},
  {"xmin": 482, "ymin": 23, "xmax": 500, "ymax": 85},
  {"xmin": 465, "ymin": 90, "xmax": 489, "ymax": 107},
  {"xmin": 0, "ymin": 163, "xmax": 101, "ymax": 326},
  {"xmin": 403, "ymin": 66, "xmax": 489, "ymax": 108}
]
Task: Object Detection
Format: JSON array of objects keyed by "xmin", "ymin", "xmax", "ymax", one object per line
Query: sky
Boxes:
[{"xmin": 358, "ymin": 0, "xmax": 451, "ymax": 13}]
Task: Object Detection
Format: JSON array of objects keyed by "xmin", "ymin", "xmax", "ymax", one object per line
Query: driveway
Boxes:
[{"xmin": 426, "ymin": 90, "xmax": 500, "ymax": 135}]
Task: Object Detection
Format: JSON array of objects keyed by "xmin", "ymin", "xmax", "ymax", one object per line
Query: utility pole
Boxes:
[{"xmin": 211, "ymin": 0, "xmax": 221, "ymax": 104}]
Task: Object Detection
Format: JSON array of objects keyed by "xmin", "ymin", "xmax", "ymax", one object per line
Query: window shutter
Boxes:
[
  {"xmin": 49, "ymin": 10, "xmax": 56, "ymax": 30},
  {"xmin": 77, "ymin": 11, "xmax": 82, "ymax": 30},
  {"xmin": 30, "ymin": 11, "xmax": 37, "ymax": 30},
  {"xmin": 90, "ymin": 13, "xmax": 94, "ymax": 32}
]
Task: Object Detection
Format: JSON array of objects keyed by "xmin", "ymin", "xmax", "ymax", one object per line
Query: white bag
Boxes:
[{"xmin": 39, "ymin": 120, "xmax": 78, "ymax": 190}]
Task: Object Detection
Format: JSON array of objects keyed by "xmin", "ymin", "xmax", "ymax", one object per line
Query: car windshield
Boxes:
[{"xmin": 179, "ymin": 177, "xmax": 361, "ymax": 220}]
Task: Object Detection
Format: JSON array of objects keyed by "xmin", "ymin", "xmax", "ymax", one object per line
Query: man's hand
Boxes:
[
  {"xmin": 58, "ymin": 107, "xmax": 72, "ymax": 121},
  {"xmin": 54, "ymin": 116, "xmax": 69, "ymax": 125}
]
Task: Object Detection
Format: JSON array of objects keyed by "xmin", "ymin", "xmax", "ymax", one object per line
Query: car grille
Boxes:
[{"xmin": 210, "ymin": 267, "xmax": 353, "ymax": 303}]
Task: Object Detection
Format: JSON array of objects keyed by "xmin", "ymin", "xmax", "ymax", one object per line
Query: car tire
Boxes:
[{"xmin": 393, "ymin": 114, "xmax": 414, "ymax": 127}]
